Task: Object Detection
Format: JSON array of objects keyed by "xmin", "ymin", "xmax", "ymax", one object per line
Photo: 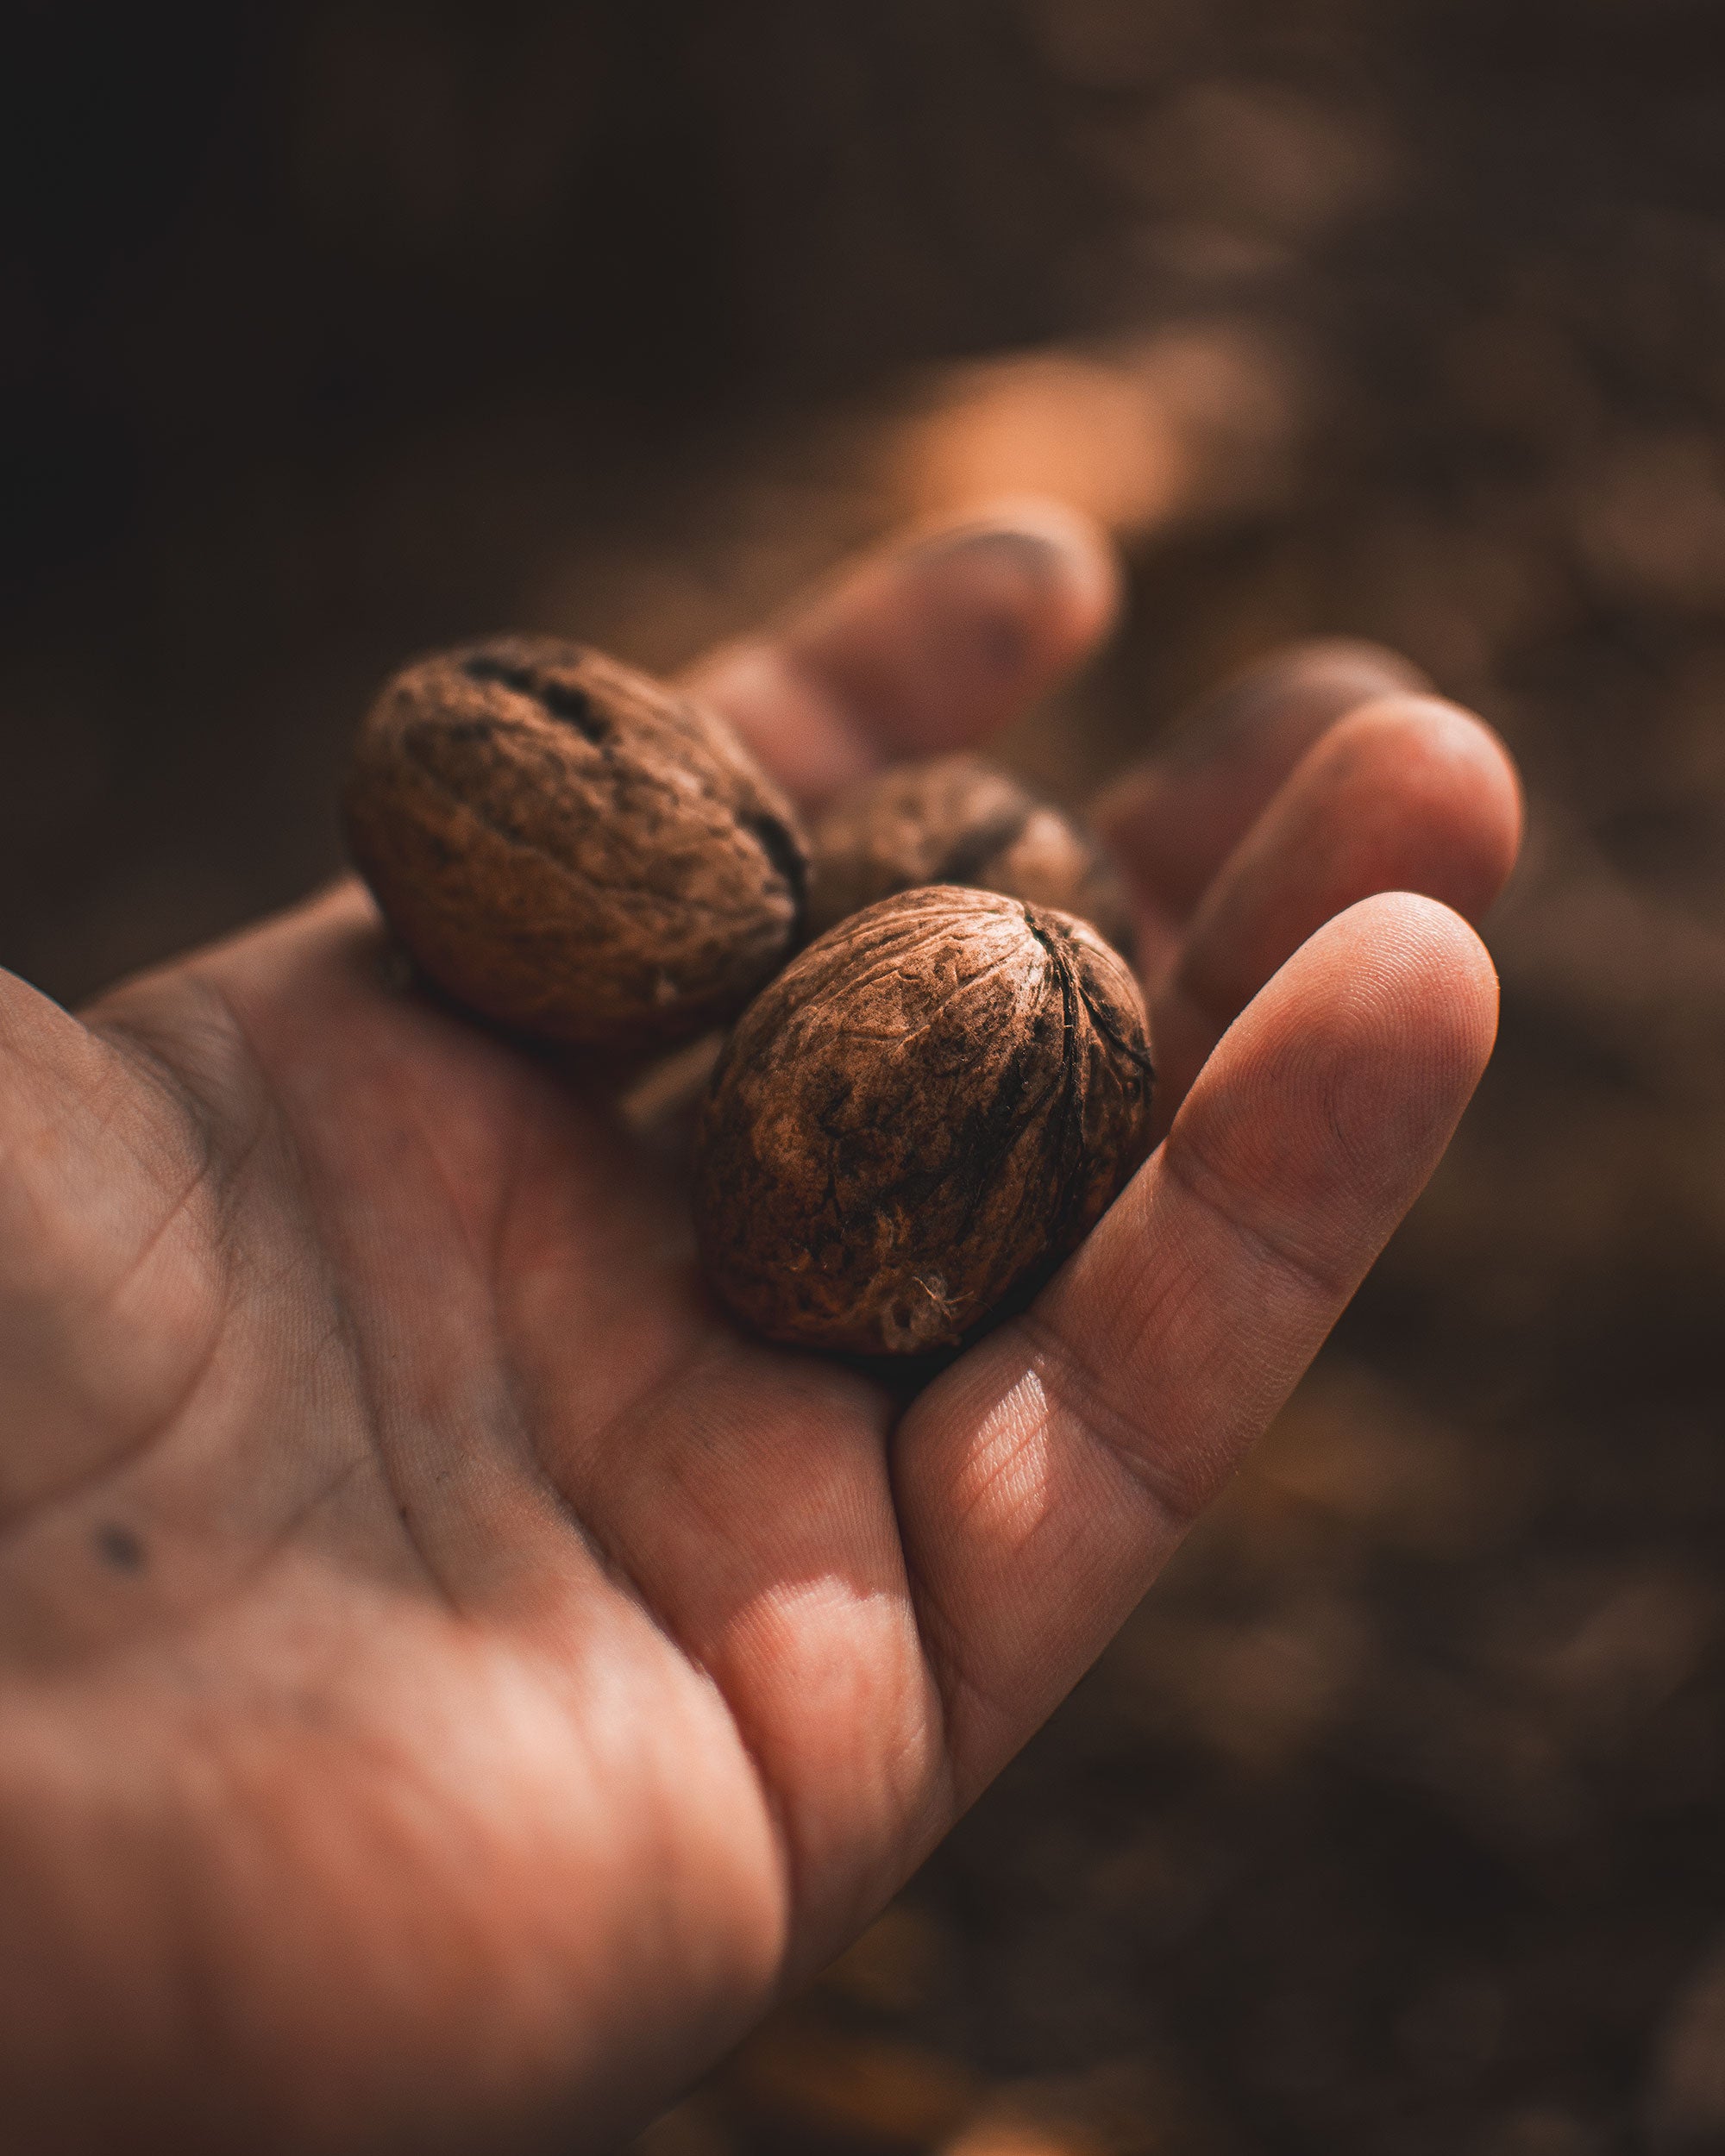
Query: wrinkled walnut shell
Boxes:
[
  {"xmin": 343, "ymin": 635, "xmax": 809, "ymax": 1049},
  {"xmin": 808, "ymin": 753, "xmax": 1135, "ymax": 957},
  {"xmin": 693, "ymin": 887, "xmax": 1154, "ymax": 1355}
]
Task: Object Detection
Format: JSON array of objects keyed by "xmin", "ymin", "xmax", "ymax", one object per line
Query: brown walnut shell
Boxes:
[
  {"xmin": 692, "ymin": 887, "xmax": 1154, "ymax": 1356},
  {"xmin": 343, "ymin": 634, "xmax": 810, "ymax": 1049},
  {"xmin": 807, "ymin": 753, "xmax": 1136, "ymax": 957}
]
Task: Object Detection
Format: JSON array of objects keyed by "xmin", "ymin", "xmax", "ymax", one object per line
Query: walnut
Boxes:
[
  {"xmin": 342, "ymin": 635, "xmax": 809, "ymax": 1049},
  {"xmin": 807, "ymin": 753, "xmax": 1135, "ymax": 957},
  {"xmin": 692, "ymin": 887, "xmax": 1154, "ymax": 1355}
]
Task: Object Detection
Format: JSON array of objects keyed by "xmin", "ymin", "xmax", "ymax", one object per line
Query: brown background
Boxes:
[{"xmin": 9, "ymin": 3, "xmax": 1725, "ymax": 2150}]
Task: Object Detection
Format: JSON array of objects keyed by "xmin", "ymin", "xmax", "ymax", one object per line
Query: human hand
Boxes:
[{"xmin": 0, "ymin": 506, "xmax": 1521, "ymax": 2153}]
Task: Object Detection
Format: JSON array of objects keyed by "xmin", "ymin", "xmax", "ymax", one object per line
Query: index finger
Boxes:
[{"xmin": 682, "ymin": 500, "xmax": 1120, "ymax": 809}]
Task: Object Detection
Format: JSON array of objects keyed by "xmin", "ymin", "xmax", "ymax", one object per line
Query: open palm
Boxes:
[{"xmin": 0, "ymin": 510, "xmax": 1521, "ymax": 2154}]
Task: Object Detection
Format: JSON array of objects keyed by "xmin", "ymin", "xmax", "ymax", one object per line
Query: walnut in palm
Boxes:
[
  {"xmin": 693, "ymin": 887, "xmax": 1154, "ymax": 1355},
  {"xmin": 808, "ymin": 753, "xmax": 1135, "ymax": 956},
  {"xmin": 343, "ymin": 635, "xmax": 810, "ymax": 1050}
]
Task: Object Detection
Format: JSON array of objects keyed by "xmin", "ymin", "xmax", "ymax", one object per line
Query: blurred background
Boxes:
[{"xmin": 9, "ymin": 1, "xmax": 1725, "ymax": 2148}]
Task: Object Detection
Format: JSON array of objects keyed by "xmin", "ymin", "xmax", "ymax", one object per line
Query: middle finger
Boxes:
[{"xmin": 1150, "ymin": 693, "xmax": 1524, "ymax": 1119}]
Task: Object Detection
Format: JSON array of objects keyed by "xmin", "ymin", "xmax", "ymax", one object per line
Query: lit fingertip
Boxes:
[{"xmin": 900, "ymin": 497, "xmax": 1123, "ymax": 667}]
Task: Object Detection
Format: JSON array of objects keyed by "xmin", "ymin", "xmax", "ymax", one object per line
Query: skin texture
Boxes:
[
  {"xmin": 0, "ymin": 503, "xmax": 1522, "ymax": 2153},
  {"xmin": 693, "ymin": 891, "xmax": 1152, "ymax": 1353},
  {"xmin": 806, "ymin": 753, "xmax": 1135, "ymax": 954}
]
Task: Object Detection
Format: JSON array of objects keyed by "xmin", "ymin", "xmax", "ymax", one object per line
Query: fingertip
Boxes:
[
  {"xmin": 1355, "ymin": 887, "xmax": 1501, "ymax": 1084},
  {"xmin": 928, "ymin": 494, "xmax": 1125, "ymax": 655},
  {"xmin": 1252, "ymin": 636, "xmax": 1435, "ymax": 703},
  {"xmin": 1093, "ymin": 636, "xmax": 1434, "ymax": 916},
  {"xmin": 1282, "ymin": 889, "xmax": 1501, "ymax": 1131},
  {"xmin": 1163, "ymin": 692, "xmax": 1521, "ymax": 1090},
  {"xmin": 1160, "ymin": 637, "xmax": 1435, "ymax": 768},
  {"xmin": 688, "ymin": 501, "xmax": 1124, "ymax": 805},
  {"xmin": 864, "ymin": 498, "xmax": 1121, "ymax": 751},
  {"xmin": 1330, "ymin": 695, "xmax": 1526, "ymax": 923},
  {"xmin": 1167, "ymin": 889, "xmax": 1501, "ymax": 1249}
]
